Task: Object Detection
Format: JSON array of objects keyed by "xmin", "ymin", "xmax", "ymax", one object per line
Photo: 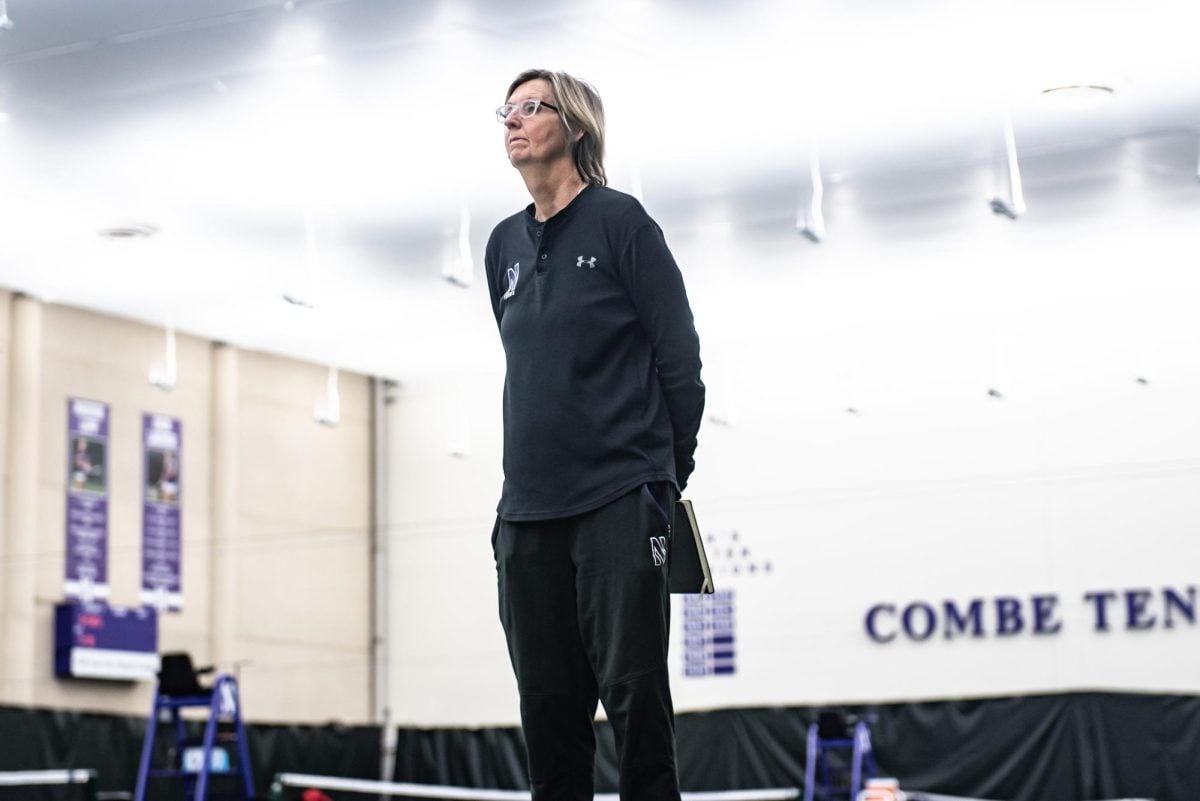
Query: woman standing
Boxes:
[{"xmin": 486, "ymin": 68, "xmax": 704, "ymax": 801}]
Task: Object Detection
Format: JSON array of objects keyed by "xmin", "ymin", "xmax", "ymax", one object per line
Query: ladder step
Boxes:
[{"xmin": 147, "ymin": 768, "xmax": 237, "ymax": 778}]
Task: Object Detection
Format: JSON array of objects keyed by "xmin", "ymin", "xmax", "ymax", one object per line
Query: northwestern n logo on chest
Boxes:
[{"xmin": 502, "ymin": 262, "xmax": 520, "ymax": 299}]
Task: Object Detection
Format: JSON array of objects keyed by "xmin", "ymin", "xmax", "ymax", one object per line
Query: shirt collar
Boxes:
[{"xmin": 524, "ymin": 183, "xmax": 593, "ymax": 231}]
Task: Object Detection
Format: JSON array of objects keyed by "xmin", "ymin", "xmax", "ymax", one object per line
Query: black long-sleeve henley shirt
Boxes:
[{"xmin": 485, "ymin": 184, "xmax": 705, "ymax": 522}]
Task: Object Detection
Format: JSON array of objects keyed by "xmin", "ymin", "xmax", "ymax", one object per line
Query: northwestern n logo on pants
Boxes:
[{"xmin": 650, "ymin": 536, "xmax": 667, "ymax": 567}]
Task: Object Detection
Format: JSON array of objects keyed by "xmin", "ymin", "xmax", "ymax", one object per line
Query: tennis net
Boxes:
[{"xmin": 271, "ymin": 773, "xmax": 800, "ymax": 801}]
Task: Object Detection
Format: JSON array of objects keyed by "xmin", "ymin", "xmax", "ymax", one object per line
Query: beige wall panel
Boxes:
[
  {"xmin": 232, "ymin": 350, "xmax": 371, "ymax": 723},
  {"xmin": 0, "ymin": 291, "xmax": 13, "ymax": 700},
  {"xmin": 0, "ymin": 289, "xmax": 11, "ymax": 589},
  {"xmin": 0, "ymin": 299, "xmax": 371, "ymax": 721},
  {"xmin": 0, "ymin": 288, "xmax": 10, "ymax": 533},
  {"xmin": 235, "ymin": 638, "xmax": 371, "ymax": 724},
  {"xmin": 31, "ymin": 304, "xmax": 213, "ymax": 714}
]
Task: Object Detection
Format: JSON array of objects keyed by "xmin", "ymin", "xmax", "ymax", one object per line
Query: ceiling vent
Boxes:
[{"xmin": 99, "ymin": 223, "xmax": 158, "ymax": 240}]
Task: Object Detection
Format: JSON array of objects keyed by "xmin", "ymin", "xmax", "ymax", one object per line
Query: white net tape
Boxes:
[
  {"xmin": 273, "ymin": 773, "xmax": 800, "ymax": 801},
  {"xmin": 0, "ymin": 770, "xmax": 95, "ymax": 787}
]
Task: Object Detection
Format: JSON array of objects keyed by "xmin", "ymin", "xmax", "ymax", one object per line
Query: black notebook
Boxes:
[{"xmin": 669, "ymin": 499, "xmax": 714, "ymax": 594}]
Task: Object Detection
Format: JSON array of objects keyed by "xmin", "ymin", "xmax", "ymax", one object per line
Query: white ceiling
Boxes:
[{"xmin": 1, "ymin": 0, "xmax": 1197, "ymax": 381}]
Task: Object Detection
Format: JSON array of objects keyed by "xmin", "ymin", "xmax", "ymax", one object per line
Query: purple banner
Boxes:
[
  {"xmin": 65, "ymin": 398, "xmax": 110, "ymax": 600},
  {"xmin": 141, "ymin": 413, "xmax": 182, "ymax": 610}
]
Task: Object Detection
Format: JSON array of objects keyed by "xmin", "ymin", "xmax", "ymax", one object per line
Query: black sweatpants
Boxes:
[{"xmin": 494, "ymin": 482, "xmax": 681, "ymax": 801}]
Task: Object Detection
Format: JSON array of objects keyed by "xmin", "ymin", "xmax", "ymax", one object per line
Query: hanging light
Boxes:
[
  {"xmin": 1038, "ymin": 84, "xmax": 1114, "ymax": 111},
  {"xmin": 0, "ymin": 0, "xmax": 14, "ymax": 30},
  {"xmin": 314, "ymin": 366, "xmax": 341, "ymax": 426},
  {"xmin": 282, "ymin": 209, "xmax": 320, "ymax": 307},
  {"xmin": 630, "ymin": 167, "xmax": 645, "ymax": 205},
  {"xmin": 149, "ymin": 324, "xmax": 177, "ymax": 391},
  {"xmin": 442, "ymin": 205, "xmax": 473, "ymax": 287},
  {"xmin": 447, "ymin": 389, "xmax": 471, "ymax": 458},
  {"xmin": 797, "ymin": 150, "xmax": 824, "ymax": 242},
  {"xmin": 989, "ymin": 112, "xmax": 1026, "ymax": 220}
]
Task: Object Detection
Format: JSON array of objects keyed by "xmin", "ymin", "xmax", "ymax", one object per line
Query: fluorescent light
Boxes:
[
  {"xmin": 990, "ymin": 113, "xmax": 1025, "ymax": 220},
  {"xmin": 797, "ymin": 150, "xmax": 824, "ymax": 243},
  {"xmin": 314, "ymin": 366, "xmax": 340, "ymax": 426},
  {"xmin": 1039, "ymin": 84, "xmax": 1115, "ymax": 110},
  {"xmin": 442, "ymin": 205, "xmax": 473, "ymax": 288},
  {"xmin": 149, "ymin": 325, "xmax": 178, "ymax": 391}
]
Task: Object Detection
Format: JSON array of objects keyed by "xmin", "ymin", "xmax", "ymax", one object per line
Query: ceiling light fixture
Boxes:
[
  {"xmin": 281, "ymin": 209, "xmax": 321, "ymax": 308},
  {"xmin": 314, "ymin": 366, "xmax": 341, "ymax": 426},
  {"xmin": 0, "ymin": 0, "xmax": 13, "ymax": 30},
  {"xmin": 630, "ymin": 167, "xmax": 645, "ymax": 204},
  {"xmin": 989, "ymin": 113, "xmax": 1025, "ymax": 220},
  {"xmin": 99, "ymin": 223, "xmax": 158, "ymax": 240},
  {"xmin": 797, "ymin": 150, "xmax": 824, "ymax": 243},
  {"xmin": 1039, "ymin": 84, "xmax": 1115, "ymax": 110},
  {"xmin": 447, "ymin": 391, "xmax": 471, "ymax": 458},
  {"xmin": 281, "ymin": 293, "xmax": 314, "ymax": 308},
  {"xmin": 149, "ymin": 325, "xmax": 177, "ymax": 392},
  {"xmin": 442, "ymin": 205, "xmax": 473, "ymax": 288}
]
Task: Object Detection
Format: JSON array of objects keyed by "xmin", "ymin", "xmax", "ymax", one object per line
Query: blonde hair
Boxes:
[{"xmin": 506, "ymin": 69, "xmax": 607, "ymax": 187}]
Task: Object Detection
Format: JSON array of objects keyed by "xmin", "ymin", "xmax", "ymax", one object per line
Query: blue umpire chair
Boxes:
[
  {"xmin": 803, "ymin": 712, "xmax": 876, "ymax": 801},
  {"xmin": 134, "ymin": 652, "xmax": 255, "ymax": 801}
]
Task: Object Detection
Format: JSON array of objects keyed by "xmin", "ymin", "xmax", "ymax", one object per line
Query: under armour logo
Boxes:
[
  {"xmin": 577, "ymin": 255, "xmax": 596, "ymax": 269},
  {"xmin": 502, "ymin": 262, "xmax": 520, "ymax": 299},
  {"xmin": 650, "ymin": 536, "xmax": 667, "ymax": 567}
]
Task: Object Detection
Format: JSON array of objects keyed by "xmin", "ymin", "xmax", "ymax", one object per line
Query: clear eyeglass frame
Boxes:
[{"xmin": 495, "ymin": 98, "xmax": 560, "ymax": 124}]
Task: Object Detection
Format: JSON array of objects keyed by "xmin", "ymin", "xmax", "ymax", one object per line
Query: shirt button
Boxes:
[{"xmin": 540, "ymin": 254, "xmax": 547, "ymax": 260}]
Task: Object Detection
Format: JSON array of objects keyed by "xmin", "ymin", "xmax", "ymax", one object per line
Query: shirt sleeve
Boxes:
[
  {"xmin": 619, "ymin": 220, "xmax": 705, "ymax": 490},
  {"xmin": 484, "ymin": 229, "xmax": 502, "ymax": 330}
]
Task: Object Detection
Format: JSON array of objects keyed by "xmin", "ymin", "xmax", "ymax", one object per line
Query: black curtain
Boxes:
[
  {"xmin": 3, "ymin": 692, "xmax": 1198, "ymax": 801},
  {"xmin": 0, "ymin": 705, "xmax": 379, "ymax": 800},
  {"xmin": 391, "ymin": 693, "xmax": 1200, "ymax": 801}
]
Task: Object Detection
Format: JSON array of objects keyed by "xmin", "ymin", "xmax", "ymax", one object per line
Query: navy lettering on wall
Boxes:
[
  {"xmin": 865, "ymin": 604, "xmax": 896, "ymax": 644},
  {"xmin": 995, "ymin": 597, "xmax": 1024, "ymax": 636},
  {"xmin": 1084, "ymin": 590, "xmax": 1118, "ymax": 632},
  {"xmin": 1032, "ymin": 594, "xmax": 1062, "ymax": 635},
  {"xmin": 902, "ymin": 603, "xmax": 937, "ymax": 641},
  {"xmin": 1125, "ymin": 589, "xmax": 1156, "ymax": 630},
  {"xmin": 943, "ymin": 599, "xmax": 984, "ymax": 639},
  {"xmin": 866, "ymin": 587, "xmax": 1197, "ymax": 643},
  {"xmin": 1164, "ymin": 586, "xmax": 1196, "ymax": 628}
]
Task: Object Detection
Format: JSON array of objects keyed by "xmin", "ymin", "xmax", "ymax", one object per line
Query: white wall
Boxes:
[
  {"xmin": 385, "ymin": 143, "xmax": 1200, "ymax": 726},
  {"xmin": 385, "ymin": 369, "xmax": 516, "ymax": 726}
]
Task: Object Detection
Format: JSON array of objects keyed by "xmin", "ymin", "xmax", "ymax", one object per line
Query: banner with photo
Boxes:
[
  {"xmin": 64, "ymin": 398, "xmax": 110, "ymax": 600},
  {"xmin": 140, "ymin": 413, "xmax": 183, "ymax": 610}
]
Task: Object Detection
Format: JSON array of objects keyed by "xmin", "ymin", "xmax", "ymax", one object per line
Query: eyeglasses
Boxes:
[{"xmin": 495, "ymin": 98, "xmax": 560, "ymax": 124}]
